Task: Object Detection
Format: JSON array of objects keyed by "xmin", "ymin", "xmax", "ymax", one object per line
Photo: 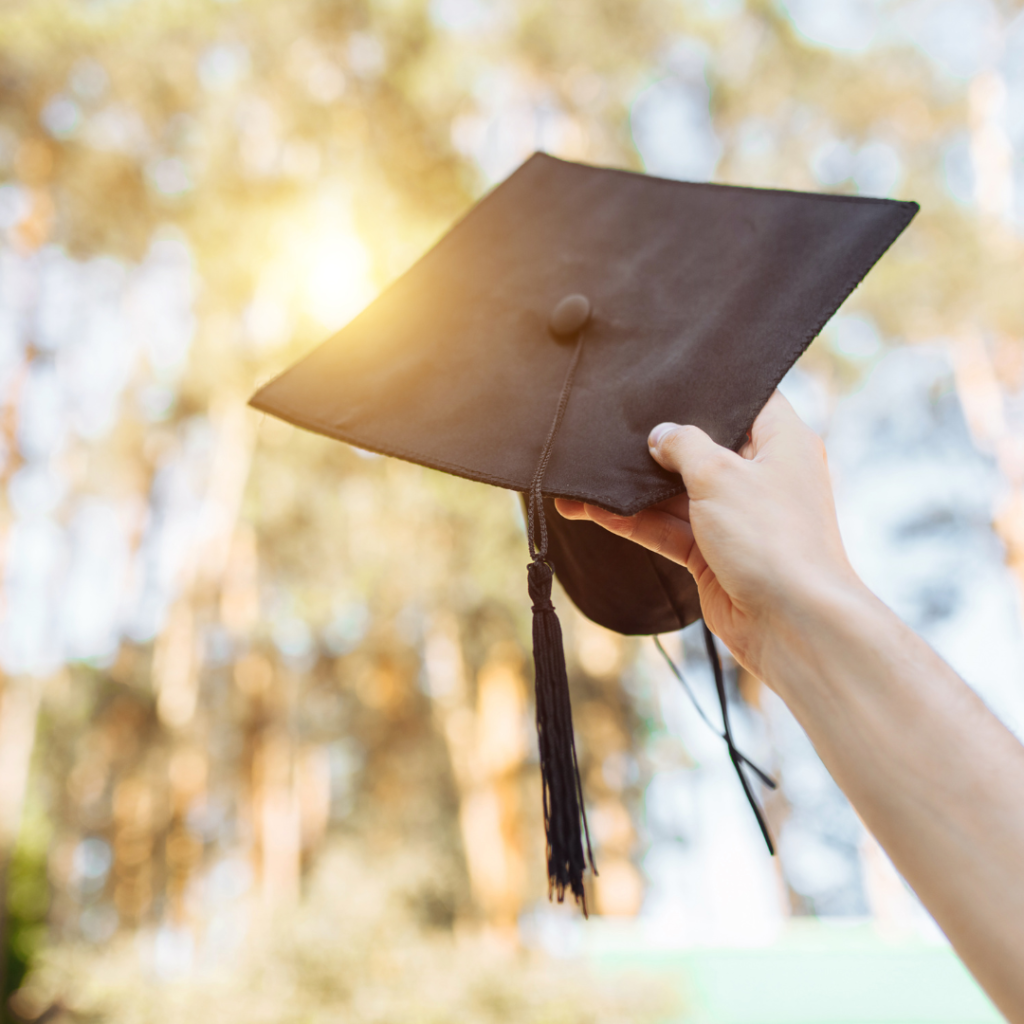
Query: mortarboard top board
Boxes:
[{"xmin": 250, "ymin": 152, "xmax": 918, "ymax": 910}]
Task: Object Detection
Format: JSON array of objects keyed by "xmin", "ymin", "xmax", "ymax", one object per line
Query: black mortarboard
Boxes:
[{"xmin": 250, "ymin": 152, "xmax": 918, "ymax": 910}]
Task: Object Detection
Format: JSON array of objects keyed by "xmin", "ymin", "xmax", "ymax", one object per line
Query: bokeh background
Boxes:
[{"xmin": 0, "ymin": 0, "xmax": 1023, "ymax": 1021}]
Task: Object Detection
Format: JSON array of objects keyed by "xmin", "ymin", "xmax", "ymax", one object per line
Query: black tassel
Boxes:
[
  {"xmin": 528, "ymin": 557, "xmax": 595, "ymax": 912},
  {"xmin": 522, "ymin": 326, "xmax": 594, "ymax": 910}
]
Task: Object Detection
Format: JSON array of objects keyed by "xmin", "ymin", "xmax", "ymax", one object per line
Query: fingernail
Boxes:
[{"xmin": 648, "ymin": 422, "xmax": 678, "ymax": 449}]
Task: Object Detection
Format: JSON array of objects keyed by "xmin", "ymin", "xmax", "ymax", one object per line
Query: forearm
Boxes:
[
  {"xmin": 762, "ymin": 581, "xmax": 1024, "ymax": 1022},
  {"xmin": 574, "ymin": 398, "xmax": 1024, "ymax": 1014}
]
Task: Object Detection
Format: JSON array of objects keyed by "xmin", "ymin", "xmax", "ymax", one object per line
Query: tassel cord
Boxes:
[
  {"xmin": 702, "ymin": 622, "xmax": 776, "ymax": 855},
  {"xmin": 527, "ymin": 333, "xmax": 586, "ymax": 563},
  {"xmin": 653, "ymin": 636, "xmax": 776, "ymax": 790}
]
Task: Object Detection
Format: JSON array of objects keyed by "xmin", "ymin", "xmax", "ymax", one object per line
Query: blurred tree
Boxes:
[{"xmin": 0, "ymin": 0, "xmax": 1022, "ymax": 1018}]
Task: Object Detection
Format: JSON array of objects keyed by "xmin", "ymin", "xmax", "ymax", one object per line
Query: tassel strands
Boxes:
[{"xmin": 528, "ymin": 559, "xmax": 594, "ymax": 909}]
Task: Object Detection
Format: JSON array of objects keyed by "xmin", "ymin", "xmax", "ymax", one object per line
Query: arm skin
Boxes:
[{"xmin": 556, "ymin": 391, "xmax": 1024, "ymax": 1022}]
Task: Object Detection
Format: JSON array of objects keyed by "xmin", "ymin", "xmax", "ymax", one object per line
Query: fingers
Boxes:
[
  {"xmin": 647, "ymin": 391, "xmax": 819, "ymax": 489},
  {"xmin": 555, "ymin": 492, "xmax": 690, "ymax": 524},
  {"xmin": 555, "ymin": 498, "xmax": 587, "ymax": 519},
  {"xmin": 750, "ymin": 391, "xmax": 829, "ymax": 467},
  {"xmin": 647, "ymin": 422, "xmax": 742, "ymax": 498},
  {"xmin": 554, "ymin": 498, "xmax": 702, "ymax": 569},
  {"xmin": 652, "ymin": 490, "xmax": 690, "ymax": 522},
  {"xmin": 747, "ymin": 390, "xmax": 807, "ymax": 451}
]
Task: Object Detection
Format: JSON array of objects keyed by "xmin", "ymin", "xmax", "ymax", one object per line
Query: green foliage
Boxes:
[{"xmin": 3, "ymin": 805, "xmax": 53, "ymax": 1020}]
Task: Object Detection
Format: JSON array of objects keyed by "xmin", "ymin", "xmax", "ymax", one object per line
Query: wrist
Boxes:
[{"xmin": 755, "ymin": 571, "xmax": 886, "ymax": 705}]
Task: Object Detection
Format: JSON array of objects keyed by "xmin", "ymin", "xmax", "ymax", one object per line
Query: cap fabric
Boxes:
[
  {"xmin": 252, "ymin": 152, "xmax": 916, "ymax": 634},
  {"xmin": 250, "ymin": 152, "xmax": 918, "ymax": 909}
]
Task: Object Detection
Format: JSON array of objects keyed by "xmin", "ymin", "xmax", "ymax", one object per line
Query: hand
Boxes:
[
  {"xmin": 555, "ymin": 391, "xmax": 861, "ymax": 678},
  {"xmin": 563, "ymin": 392, "xmax": 1024, "ymax": 1022}
]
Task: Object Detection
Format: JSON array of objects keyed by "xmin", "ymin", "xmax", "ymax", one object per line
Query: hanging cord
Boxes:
[
  {"xmin": 525, "ymin": 330, "xmax": 595, "ymax": 914},
  {"xmin": 654, "ymin": 630, "xmax": 777, "ymax": 854},
  {"xmin": 653, "ymin": 636, "xmax": 776, "ymax": 789},
  {"xmin": 527, "ymin": 333, "xmax": 585, "ymax": 563},
  {"xmin": 703, "ymin": 623, "xmax": 775, "ymax": 854}
]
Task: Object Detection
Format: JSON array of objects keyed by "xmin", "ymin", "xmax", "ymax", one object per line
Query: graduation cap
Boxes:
[{"xmin": 250, "ymin": 153, "xmax": 918, "ymax": 912}]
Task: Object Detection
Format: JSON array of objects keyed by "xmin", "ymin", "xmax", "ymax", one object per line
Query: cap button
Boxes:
[{"xmin": 548, "ymin": 294, "xmax": 591, "ymax": 339}]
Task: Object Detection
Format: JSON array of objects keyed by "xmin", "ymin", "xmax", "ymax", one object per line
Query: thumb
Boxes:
[{"xmin": 648, "ymin": 422, "xmax": 741, "ymax": 496}]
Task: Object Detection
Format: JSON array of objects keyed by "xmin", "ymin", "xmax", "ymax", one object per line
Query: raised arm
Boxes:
[{"xmin": 556, "ymin": 391, "xmax": 1024, "ymax": 1023}]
